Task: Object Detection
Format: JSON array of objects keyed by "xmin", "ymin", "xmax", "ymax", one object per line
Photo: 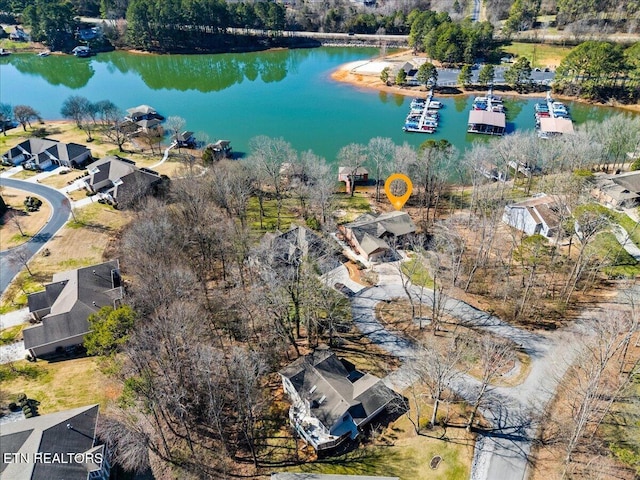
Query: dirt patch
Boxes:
[{"xmin": 0, "ymin": 187, "xmax": 52, "ymax": 250}]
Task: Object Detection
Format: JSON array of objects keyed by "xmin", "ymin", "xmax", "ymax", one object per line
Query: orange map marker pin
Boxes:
[{"xmin": 384, "ymin": 173, "xmax": 412, "ymax": 210}]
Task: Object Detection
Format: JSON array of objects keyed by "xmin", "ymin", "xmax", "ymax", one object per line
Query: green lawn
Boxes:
[
  {"xmin": 0, "ymin": 324, "xmax": 25, "ymax": 346},
  {"xmin": 589, "ymin": 231, "xmax": 640, "ymax": 278},
  {"xmin": 276, "ymin": 396, "xmax": 473, "ymax": 480},
  {"xmin": 401, "ymin": 255, "xmax": 434, "ymax": 288},
  {"xmin": 0, "ymin": 357, "xmax": 118, "ymax": 414},
  {"xmin": 612, "ymin": 212, "xmax": 640, "ymax": 249},
  {"xmin": 247, "ymin": 196, "xmax": 300, "ymax": 233},
  {"xmin": 500, "ymin": 42, "xmax": 573, "ymax": 68}
]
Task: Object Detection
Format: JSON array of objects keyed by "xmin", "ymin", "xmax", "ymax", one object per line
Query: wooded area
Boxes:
[{"xmin": 63, "ymin": 112, "xmax": 639, "ymax": 477}]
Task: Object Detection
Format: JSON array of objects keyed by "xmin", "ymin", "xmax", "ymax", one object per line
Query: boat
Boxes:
[
  {"xmin": 404, "ymin": 91, "xmax": 441, "ymax": 134},
  {"xmin": 37, "ymin": 50, "xmax": 50, "ymax": 57},
  {"xmin": 536, "ymin": 92, "xmax": 574, "ymax": 138},
  {"xmin": 467, "ymin": 88, "xmax": 506, "ymax": 136},
  {"xmin": 0, "ymin": 48, "xmax": 10, "ymax": 57}
]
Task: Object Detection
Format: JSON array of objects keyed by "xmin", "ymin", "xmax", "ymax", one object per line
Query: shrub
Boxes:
[
  {"xmin": 631, "ymin": 157, "xmax": 640, "ymax": 171},
  {"xmin": 305, "ymin": 216, "xmax": 321, "ymax": 231}
]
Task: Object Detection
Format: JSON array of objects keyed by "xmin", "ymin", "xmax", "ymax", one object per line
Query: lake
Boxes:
[{"xmin": 0, "ymin": 48, "xmax": 633, "ymax": 160}]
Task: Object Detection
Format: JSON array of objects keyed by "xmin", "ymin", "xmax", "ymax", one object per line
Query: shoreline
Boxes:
[{"xmin": 330, "ymin": 53, "xmax": 640, "ymax": 114}]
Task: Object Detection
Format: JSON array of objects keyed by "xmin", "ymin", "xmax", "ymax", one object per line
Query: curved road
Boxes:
[
  {"xmin": 349, "ymin": 262, "xmax": 587, "ymax": 480},
  {"xmin": 0, "ymin": 178, "xmax": 71, "ymax": 293}
]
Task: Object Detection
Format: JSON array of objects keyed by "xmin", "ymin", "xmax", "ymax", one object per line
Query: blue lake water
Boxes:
[{"xmin": 1, "ymin": 47, "xmax": 632, "ymax": 160}]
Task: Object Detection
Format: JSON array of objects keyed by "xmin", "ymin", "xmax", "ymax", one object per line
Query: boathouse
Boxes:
[
  {"xmin": 338, "ymin": 166, "xmax": 368, "ymax": 194},
  {"xmin": 538, "ymin": 116, "xmax": 574, "ymax": 137},
  {"xmin": 467, "ymin": 110, "xmax": 506, "ymax": 135}
]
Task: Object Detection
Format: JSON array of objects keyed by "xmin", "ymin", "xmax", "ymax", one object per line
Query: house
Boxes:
[
  {"xmin": 84, "ymin": 156, "xmax": 162, "ymax": 206},
  {"xmin": 25, "ymin": 260, "xmax": 123, "ymax": 359},
  {"xmin": 502, "ymin": 193, "xmax": 566, "ymax": 238},
  {"xmin": 262, "ymin": 225, "xmax": 341, "ymax": 275},
  {"xmin": 172, "ymin": 130, "xmax": 196, "ymax": 148},
  {"xmin": 338, "ymin": 211, "xmax": 416, "ymax": 261},
  {"xmin": 1, "ymin": 138, "xmax": 92, "ymax": 170},
  {"xmin": 9, "ymin": 26, "xmax": 29, "ymax": 41},
  {"xmin": 279, "ymin": 347, "xmax": 402, "ymax": 452},
  {"xmin": 210, "ymin": 140, "xmax": 232, "ymax": 158},
  {"xmin": 338, "ymin": 166, "xmax": 369, "ymax": 194},
  {"xmin": 125, "ymin": 105, "xmax": 163, "ymax": 123},
  {"xmin": 0, "ymin": 404, "xmax": 111, "ymax": 480},
  {"xmin": 77, "ymin": 27, "xmax": 100, "ymax": 42},
  {"xmin": 591, "ymin": 171, "xmax": 640, "ymax": 209},
  {"xmin": 134, "ymin": 118, "xmax": 162, "ymax": 134},
  {"xmin": 72, "ymin": 46, "xmax": 91, "ymax": 57},
  {"xmin": 272, "ymin": 475, "xmax": 399, "ymax": 480}
]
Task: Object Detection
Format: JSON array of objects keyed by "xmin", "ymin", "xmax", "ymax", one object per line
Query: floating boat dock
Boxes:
[
  {"xmin": 404, "ymin": 91, "xmax": 442, "ymax": 134},
  {"xmin": 535, "ymin": 92, "xmax": 574, "ymax": 138},
  {"xmin": 467, "ymin": 88, "xmax": 506, "ymax": 136}
]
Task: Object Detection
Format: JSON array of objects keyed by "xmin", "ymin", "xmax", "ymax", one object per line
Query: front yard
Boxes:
[
  {"xmin": 0, "ymin": 187, "xmax": 52, "ymax": 250},
  {"xmin": 0, "ymin": 356, "xmax": 119, "ymax": 414}
]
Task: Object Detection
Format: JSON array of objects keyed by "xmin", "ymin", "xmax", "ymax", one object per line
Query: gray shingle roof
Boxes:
[
  {"xmin": 343, "ymin": 211, "xmax": 416, "ymax": 255},
  {"xmin": 280, "ymin": 349, "xmax": 399, "ymax": 433},
  {"xmin": 24, "ymin": 260, "xmax": 122, "ymax": 352},
  {"xmin": 2, "ymin": 138, "xmax": 90, "ymax": 165},
  {"xmin": 1, "ymin": 404, "xmax": 102, "ymax": 480},
  {"xmin": 87, "ymin": 156, "xmax": 161, "ymax": 202},
  {"xmin": 268, "ymin": 225, "xmax": 341, "ymax": 275}
]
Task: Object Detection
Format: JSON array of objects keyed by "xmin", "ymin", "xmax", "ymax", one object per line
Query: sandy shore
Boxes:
[{"xmin": 330, "ymin": 51, "xmax": 640, "ymax": 113}]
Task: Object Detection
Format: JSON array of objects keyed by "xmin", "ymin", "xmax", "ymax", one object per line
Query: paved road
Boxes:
[
  {"xmin": 436, "ymin": 65, "xmax": 556, "ymax": 87},
  {"xmin": 0, "ymin": 178, "xmax": 71, "ymax": 293},
  {"xmin": 348, "ymin": 262, "xmax": 588, "ymax": 480}
]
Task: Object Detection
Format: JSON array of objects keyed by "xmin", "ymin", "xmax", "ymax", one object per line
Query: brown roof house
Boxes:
[
  {"xmin": 84, "ymin": 156, "xmax": 162, "ymax": 207},
  {"xmin": 591, "ymin": 171, "xmax": 640, "ymax": 209},
  {"xmin": 2, "ymin": 138, "xmax": 91, "ymax": 170},
  {"xmin": 0, "ymin": 404, "xmax": 110, "ymax": 480},
  {"xmin": 338, "ymin": 211, "xmax": 416, "ymax": 262},
  {"xmin": 25, "ymin": 260, "xmax": 123, "ymax": 358},
  {"xmin": 502, "ymin": 194, "xmax": 566, "ymax": 238},
  {"xmin": 279, "ymin": 348, "xmax": 402, "ymax": 452}
]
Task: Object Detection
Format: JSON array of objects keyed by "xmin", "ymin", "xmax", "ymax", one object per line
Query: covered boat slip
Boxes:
[
  {"xmin": 467, "ymin": 110, "xmax": 506, "ymax": 135},
  {"xmin": 538, "ymin": 116, "xmax": 574, "ymax": 137}
]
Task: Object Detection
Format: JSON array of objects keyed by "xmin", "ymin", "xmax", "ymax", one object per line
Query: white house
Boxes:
[
  {"xmin": 279, "ymin": 348, "xmax": 401, "ymax": 451},
  {"xmin": 502, "ymin": 193, "xmax": 565, "ymax": 238}
]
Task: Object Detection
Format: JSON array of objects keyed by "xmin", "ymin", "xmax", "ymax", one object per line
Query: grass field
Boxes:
[
  {"xmin": 500, "ymin": 42, "xmax": 573, "ymax": 69},
  {"xmin": 590, "ymin": 231, "xmax": 640, "ymax": 278},
  {"xmin": 0, "ymin": 187, "xmax": 52, "ymax": 249},
  {"xmin": 0, "ymin": 357, "xmax": 119, "ymax": 414},
  {"xmin": 0, "ymin": 324, "xmax": 24, "ymax": 346}
]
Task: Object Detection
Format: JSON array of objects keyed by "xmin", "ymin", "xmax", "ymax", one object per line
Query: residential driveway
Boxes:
[
  {"xmin": 0, "ymin": 308, "xmax": 30, "ymax": 329},
  {"xmin": 349, "ymin": 261, "xmax": 587, "ymax": 480},
  {"xmin": 0, "ymin": 178, "xmax": 71, "ymax": 294},
  {"xmin": 612, "ymin": 224, "xmax": 640, "ymax": 261},
  {"xmin": 0, "ymin": 340, "xmax": 27, "ymax": 364}
]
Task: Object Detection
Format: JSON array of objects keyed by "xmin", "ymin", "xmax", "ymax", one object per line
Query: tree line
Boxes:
[
  {"xmin": 554, "ymin": 40, "xmax": 640, "ymax": 104},
  {"xmin": 408, "ymin": 10, "xmax": 496, "ymax": 64}
]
